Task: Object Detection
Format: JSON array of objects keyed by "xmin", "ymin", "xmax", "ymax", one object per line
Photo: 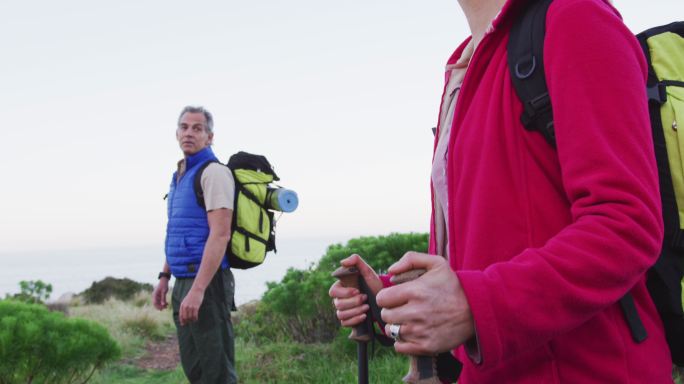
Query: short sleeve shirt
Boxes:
[
  {"xmin": 201, "ymin": 163, "xmax": 235, "ymax": 211},
  {"xmin": 177, "ymin": 159, "xmax": 235, "ymax": 212}
]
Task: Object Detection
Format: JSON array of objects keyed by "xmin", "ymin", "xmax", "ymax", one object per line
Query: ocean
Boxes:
[{"xmin": 0, "ymin": 236, "xmax": 343, "ymax": 306}]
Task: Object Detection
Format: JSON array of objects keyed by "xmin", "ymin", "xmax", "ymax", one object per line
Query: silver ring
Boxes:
[{"xmin": 388, "ymin": 323, "xmax": 402, "ymax": 342}]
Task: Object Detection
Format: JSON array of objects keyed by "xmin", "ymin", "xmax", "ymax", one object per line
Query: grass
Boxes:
[
  {"xmin": 69, "ymin": 295, "xmax": 174, "ymax": 357},
  {"xmin": 65, "ymin": 295, "xmax": 684, "ymax": 384},
  {"xmin": 236, "ymin": 339, "xmax": 405, "ymax": 383},
  {"xmin": 121, "ymin": 313, "xmax": 168, "ymax": 341},
  {"xmin": 89, "ymin": 365, "xmax": 187, "ymax": 384},
  {"xmin": 83, "ymin": 338, "xmax": 405, "ymax": 384},
  {"xmin": 68, "ymin": 294, "xmax": 406, "ymax": 383}
]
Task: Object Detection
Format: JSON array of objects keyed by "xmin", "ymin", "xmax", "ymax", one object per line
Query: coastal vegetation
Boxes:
[
  {"xmin": 80, "ymin": 277, "xmax": 153, "ymax": 305},
  {"xmin": 3, "ymin": 280, "xmax": 53, "ymax": 304},
  {"xmin": 0, "ymin": 300, "xmax": 120, "ymax": 384},
  {"xmin": 1, "ymin": 233, "xmax": 682, "ymax": 383},
  {"xmin": 239, "ymin": 232, "xmax": 429, "ymax": 345}
]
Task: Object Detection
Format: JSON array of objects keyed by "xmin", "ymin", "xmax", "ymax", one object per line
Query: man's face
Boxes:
[{"xmin": 176, "ymin": 112, "xmax": 213, "ymax": 156}]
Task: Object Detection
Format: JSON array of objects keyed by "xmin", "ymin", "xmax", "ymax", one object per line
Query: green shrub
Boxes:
[
  {"xmin": 4, "ymin": 280, "xmax": 52, "ymax": 304},
  {"xmin": 316, "ymin": 233, "xmax": 429, "ymax": 275},
  {"xmin": 0, "ymin": 300, "xmax": 121, "ymax": 384},
  {"xmin": 238, "ymin": 233, "xmax": 429, "ymax": 344},
  {"xmin": 80, "ymin": 277, "xmax": 152, "ymax": 304}
]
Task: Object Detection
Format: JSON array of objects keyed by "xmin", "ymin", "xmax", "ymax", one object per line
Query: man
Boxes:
[
  {"xmin": 153, "ymin": 106, "xmax": 237, "ymax": 384},
  {"xmin": 330, "ymin": 0, "xmax": 673, "ymax": 382}
]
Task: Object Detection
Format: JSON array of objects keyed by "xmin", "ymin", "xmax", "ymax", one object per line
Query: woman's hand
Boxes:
[
  {"xmin": 378, "ymin": 252, "xmax": 474, "ymax": 356},
  {"xmin": 329, "ymin": 254, "xmax": 383, "ymax": 327}
]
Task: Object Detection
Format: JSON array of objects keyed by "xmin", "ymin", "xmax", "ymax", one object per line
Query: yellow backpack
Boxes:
[
  {"xmin": 637, "ymin": 24, "xmax": 684, "ymax": 365},
  {"xmin": 194, "ymin": 152, "xmax": 285, "ymax": 269}
]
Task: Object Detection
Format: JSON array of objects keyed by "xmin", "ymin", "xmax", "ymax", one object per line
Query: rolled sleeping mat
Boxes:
[{"xmin": 267, "ymin": 188, "xmax": 299, "ymax": 212}]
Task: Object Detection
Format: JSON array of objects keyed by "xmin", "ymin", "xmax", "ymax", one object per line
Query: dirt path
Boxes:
[{"xmin": 133, "ymin": 334, "xmax": 180, "ymax": 371}]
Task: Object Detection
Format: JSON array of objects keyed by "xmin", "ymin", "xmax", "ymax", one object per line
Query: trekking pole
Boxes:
[
  {"xmin": 390, "ymin": 269, "xmax": 441, "ymax": 384},
  {"xmin": 332, "ymin": 266, "xmax": 371, "ymax": 384}
]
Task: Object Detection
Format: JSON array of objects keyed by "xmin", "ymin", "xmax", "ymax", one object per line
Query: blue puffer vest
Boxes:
[{"xmin": 165, "ymin": 147, "xmax": 229, "ymax": 277}]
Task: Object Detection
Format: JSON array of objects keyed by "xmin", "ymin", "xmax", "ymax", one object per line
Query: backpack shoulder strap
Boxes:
[
  {"xmin": 507, "ymin": 0, "xmax": 556, "ymax": 146},
  {"xmin": 193, "ymin": 160, "xmax": 220, "ymax": 209}
]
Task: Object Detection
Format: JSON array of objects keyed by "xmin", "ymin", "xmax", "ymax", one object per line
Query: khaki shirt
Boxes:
[{"xmin": 177, "ymin": 160, "xmax": 235, "ymax": 211}]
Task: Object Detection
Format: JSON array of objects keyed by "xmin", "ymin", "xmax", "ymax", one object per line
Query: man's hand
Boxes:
[
  {"xmin": 178, "ymin": 208, "xmax": 231, "ymax": 326},
  {"xmin": 329, "ymin": 254, "xmax": 383, "ymax": 327},
  {"xmin": 377, "ymin": 252, "xmax": 474, "ymax": 356},
  {"xmin": 179, "ymin": 288, "xmax": 205, "ymax": 326},
  {"xmin": 153, "ymin": 279, "xmax": 169, "ymax": 310}
]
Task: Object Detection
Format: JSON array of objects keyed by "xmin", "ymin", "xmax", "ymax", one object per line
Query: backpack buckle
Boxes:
[
  {"xmin": 520, "ymin": 92, "xmax": 556, "ymax": 146},
  {"xmin": 521, "ymin": 92, "xmax": 552, "ymax": 127},
  {"xmin": 647, "ymin": 82, "xmax": 667, "ymax": 105}
]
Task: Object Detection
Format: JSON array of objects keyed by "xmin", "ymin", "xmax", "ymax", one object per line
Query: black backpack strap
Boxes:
[
  {"xmin": 647, "ymin": 247, "xmax": 684, "ymax": 365},
  {"xmin": 236, "ymin": 182, "xmax": 268, "ymax": 209},
  {"xmin": 507, "ymin": 0, "xmax": 556, "ymax": 146},
  {"xmin": 619, "ymin": 294, "xmax": 648, "ymax": 343},
  {"xmin": 193, "ymin": 160, "xmax": 220, "ymax": 209}
]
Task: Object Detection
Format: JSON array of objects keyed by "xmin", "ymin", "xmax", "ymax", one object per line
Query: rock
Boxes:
[{"xmin": 54, "ymin": 292, "xmax": 75, "ymax": 303}]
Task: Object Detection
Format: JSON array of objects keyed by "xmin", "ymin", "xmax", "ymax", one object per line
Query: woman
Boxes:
[{"xmin": 329, "ymin": 0, "xmax": 673, "ymax": 382}]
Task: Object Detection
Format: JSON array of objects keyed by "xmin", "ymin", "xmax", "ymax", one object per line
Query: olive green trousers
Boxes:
[{"xmin": 172, "ymin": 268, "xmax": 237, "ymax": 384}]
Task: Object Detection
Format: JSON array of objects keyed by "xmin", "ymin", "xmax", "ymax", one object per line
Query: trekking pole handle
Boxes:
[
  {"xmin": 332, "ymin": 266, "xmax": 372, "ymax": 342},
  {"xmin": 390, "ymin": 269, "xmax": 441, "ymax": 384}
]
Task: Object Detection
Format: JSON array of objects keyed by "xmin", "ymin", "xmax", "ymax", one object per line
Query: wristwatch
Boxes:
[{"xmin": 158, "ymin": 271, "xmax": 172, "ymax": 280}]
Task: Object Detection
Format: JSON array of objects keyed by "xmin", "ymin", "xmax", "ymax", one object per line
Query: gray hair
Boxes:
[{"xmin": 177, "ymin": 106, "xmax": 214, "ymax": 133}]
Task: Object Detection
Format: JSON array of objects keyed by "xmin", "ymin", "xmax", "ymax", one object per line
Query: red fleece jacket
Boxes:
[{"xmin": 428, "ymin": 0, "xmax": 673, "ymax": 382}]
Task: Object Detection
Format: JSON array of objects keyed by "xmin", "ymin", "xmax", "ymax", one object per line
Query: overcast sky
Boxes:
[{"xmin": 0, "ymin": 0, "xmax": 681, "ymax": 253}]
